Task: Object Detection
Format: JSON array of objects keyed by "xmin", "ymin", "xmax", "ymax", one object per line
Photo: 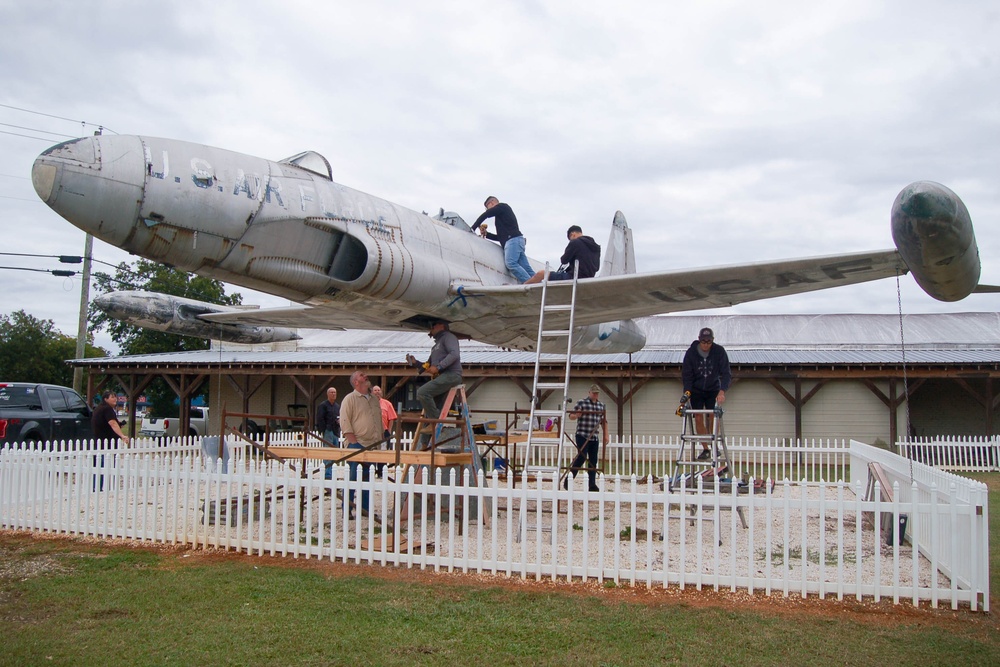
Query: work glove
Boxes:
[{"xmin": 675, "ymin": 391, "xmax": 691, "ymax": 417}]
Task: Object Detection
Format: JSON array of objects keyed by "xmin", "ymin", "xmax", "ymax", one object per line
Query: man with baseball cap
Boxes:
[
  {"xmin": 681, "ymin": 327, "xmax": 732, "ymax": 460},
  {"xmin": 411, "ymin": 319, "xmax": 463, "ymax": 422},
  {"xmin": 565, "ymin": 383, "xmax": 609, "ymax": 491}
]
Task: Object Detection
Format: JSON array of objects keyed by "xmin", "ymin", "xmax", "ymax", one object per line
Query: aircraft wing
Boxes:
[
  {"xmin": 199, "ymin": 304, "xmax": 368, "ymax": 330},
  {"xmin": 450, "ymin": 249, "xmax": 909, "ymax": 327},
  {"xmin": 199, "ymin": 249, "xmax": 907, "ymax": 339}
]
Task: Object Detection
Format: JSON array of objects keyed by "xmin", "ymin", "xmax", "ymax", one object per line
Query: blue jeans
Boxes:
[
  {"xmin": 416, "ymin": 371, "xmax": 463, "ymax": 419},
  {"xmin": 568, "ymin": 435, "xmax": 600, "ymax": 489},
  {"xmin": 323, "ymin": 431, "xmax": 339, "ymax": 480},
  {"xmin": 347, "ymin": 442, "xmax": 369, "ymax": 511},
  {"xmin": 503, "ymin": 235, "xmax": 533, "ymax": 283}
]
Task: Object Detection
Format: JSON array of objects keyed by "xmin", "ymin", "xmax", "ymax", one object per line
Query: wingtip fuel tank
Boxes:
[{"xmin": 891, "ymin": 181, "xmax": 980, "ymax": 302}]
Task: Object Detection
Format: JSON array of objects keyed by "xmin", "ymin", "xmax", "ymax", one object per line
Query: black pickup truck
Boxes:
[{"xmin": 0, "ymin": 382, "xmax": 93, "ymax": 446}]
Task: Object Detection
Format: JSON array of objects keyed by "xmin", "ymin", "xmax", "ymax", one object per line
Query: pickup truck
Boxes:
[
  {"xmin": 139, "ymin": 407, "xmax": 209, "ymax": 438},
  {"xmin": 0, "ymin": 382, "xmax": 93, "ymax": 446}
]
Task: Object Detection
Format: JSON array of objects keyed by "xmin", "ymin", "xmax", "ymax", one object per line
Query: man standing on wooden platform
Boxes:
[{"xmin": 340, "ymin": 371, "xmax": 383, "ymax": 518}]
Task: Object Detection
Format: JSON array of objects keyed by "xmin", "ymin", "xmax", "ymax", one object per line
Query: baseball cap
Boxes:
[
  {"xmin": 589, "ymin": 384, "xmax": 600, "ymax": 393},
  {"xmin": 698, "ymin": 327, "xmax": 714, "ymax": 342}
]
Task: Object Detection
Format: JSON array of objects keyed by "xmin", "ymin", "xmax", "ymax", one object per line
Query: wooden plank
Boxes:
[
  {"xmin": 263, "ymin": 446, "xmax": 471, "ymax": 466},
  {"xmin": 867, "ymin": 461, "xmax": 894, "ymax": 502},
  {"xmin": 360, "ymin": 536, "xmax": 427, "ymax": 552}
]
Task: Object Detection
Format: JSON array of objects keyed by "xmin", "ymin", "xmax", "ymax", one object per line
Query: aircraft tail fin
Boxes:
[{"xmin": 600, "ymin": 211, "xmax": 636, "ymax": 276}]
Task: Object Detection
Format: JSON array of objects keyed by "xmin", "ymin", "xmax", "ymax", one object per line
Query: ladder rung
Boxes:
[
  {"xmin": 543, "ymin": 304, "xmax": 573, "ymax": 312},
  {"xmin": 542, "ymin": 330, "xmax": 570, "ymax": 337},
  {"xmin": 526, "ymin": 437, "xmax": 561, "ymax": 445},
  {"xmin": 535, "ymin": 382, "xmax": 566, "ymax": 390},
  {"xmin": 532, "ymin": 410, "xmax": 564, "ymax": 418},
  {"xmin": 524, "ymin": 465, "xmax": 560, "ymax": 474}
]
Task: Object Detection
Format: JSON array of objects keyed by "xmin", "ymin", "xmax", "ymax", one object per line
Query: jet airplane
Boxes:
[{"xmin": 31, "ymin": 135, "xmax": 987, "ymax": 353}]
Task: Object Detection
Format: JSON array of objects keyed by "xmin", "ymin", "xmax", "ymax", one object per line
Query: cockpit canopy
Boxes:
[
  {"xmin": 432, "ymin": 208, "xmax": 470, "ymax": 232},
  {"xmin": 280, "ymin": 151, "xmax": 333, "ymax": 180}
]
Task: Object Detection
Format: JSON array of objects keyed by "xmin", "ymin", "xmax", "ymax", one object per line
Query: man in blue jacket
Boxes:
[{"xmin": 681, "ymin": 327, "xmax": 731, "ymax": 460}]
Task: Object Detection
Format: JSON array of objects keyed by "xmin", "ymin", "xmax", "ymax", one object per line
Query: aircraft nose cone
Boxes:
[
  {"xmin": 32, "ymin": 136, "xmax": 98, "ymax": 203},
  {"xmin": 31, "ymin": 135, "xmax": 146, "ymax": 244},
  {"xmin": 92, "ymin": 293, "xmax": 113, "ymax": 310},
  {"xmin": 31, "ymin": 157, "xmax": 57, "ymax": 202}
]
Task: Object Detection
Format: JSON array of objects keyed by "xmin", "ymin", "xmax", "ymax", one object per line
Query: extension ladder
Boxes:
[
  {"xmin": 520, "ymin": 261, "xmax": 580, "ymax": 481},
  {"xmin": 517, "ymin": 261, "xmax": 579, "ymax": 541}
]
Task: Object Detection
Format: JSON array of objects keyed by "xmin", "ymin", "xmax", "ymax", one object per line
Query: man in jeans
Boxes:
[
  {"xmin": 340, "ymin": 371, "xmax": 383, "ymax": 518},
  {"xmin": 565, "ymin": 384, "xmax": 609, "ymax": 492},
  {"xmin": 315, "ymin": 386, "xmax": 340, "ymax": 480},
  {"xmin": 471, "ymin": 196, "xmax": 533, "ymax": 283}
]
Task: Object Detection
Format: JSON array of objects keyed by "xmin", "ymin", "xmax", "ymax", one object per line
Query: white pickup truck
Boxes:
[{"xmin": 139, "ymin": 407, "xmax": 210, "ymax": 438}]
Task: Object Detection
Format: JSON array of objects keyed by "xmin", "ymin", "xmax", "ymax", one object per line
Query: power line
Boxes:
[
  {"xmin": 0, "ymin": 194, "xmax": 43, "ymax": 203},
  {"xmin": 0, "ymin": 252, "xmax": 121, "ymax": 269},
  {"xmin": 0, "ymin": 103, "xmax": 116, "ymax": 135},
  {"xmin": 0, "ymin": 121, "xmax": 76, "ymax": 139},
  {"xmin": 0, "ymin": 129, "xmax": 58, "ymax": 142},
  {"xmin": 0, "ymin": 265, "xmax": 77, "ymax": 277}
]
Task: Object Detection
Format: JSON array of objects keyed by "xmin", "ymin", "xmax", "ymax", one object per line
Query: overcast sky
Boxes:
[{"xmin": 1, "ymin": 1, "xmax": 997, "ymax": 353}]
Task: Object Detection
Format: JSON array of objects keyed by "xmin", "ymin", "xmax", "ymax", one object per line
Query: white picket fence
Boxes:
[
  {"xmin": 897, "ymin": 436, "xmax": 1000, "ymax": 472},
  {"xmin": 0, "ymin": 436, "xmax": 989, "ymax": 612}
]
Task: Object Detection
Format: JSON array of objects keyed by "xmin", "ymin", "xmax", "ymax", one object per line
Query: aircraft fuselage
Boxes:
[{"xmin": 32, "ymin": 135, "xmax": 647, "ymax": 352}]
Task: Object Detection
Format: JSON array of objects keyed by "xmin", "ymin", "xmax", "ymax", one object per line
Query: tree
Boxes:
[
  {"xmin": 89, "ymin": 260, "xmax": 243, "ymax": 417},
  {"xmin": 0, "ymin": 310, "xmax": 108, "ymax": 387}
]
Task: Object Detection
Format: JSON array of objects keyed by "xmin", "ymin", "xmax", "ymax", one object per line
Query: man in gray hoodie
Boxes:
[{"xmin": 412, "ymin": 319, "xmax": 463, "ymax": 421}]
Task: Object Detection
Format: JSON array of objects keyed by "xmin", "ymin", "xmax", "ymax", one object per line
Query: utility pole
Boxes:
[{"xmin": 73, "ymin": 233, "xmax": 93, "ymax": 394}]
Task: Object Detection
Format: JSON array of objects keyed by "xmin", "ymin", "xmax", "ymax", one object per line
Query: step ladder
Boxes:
[
  {"xmin": 520, "ymin": 261, "xmax": 580, "ymax": 482},
  {"xmin": 669, "ymin": 407, "xmax": 747, "ymax": 529},
  {"xmin": 517, "ymin": 262, "xmax": 579, "ymax": 541},
  {"xmin": 672, "ymin": 407, "xmax": 732, "ymax": 483},
  {"xmin": 400, "ymin": 385, "xmax": 488, "ymax": 526}
]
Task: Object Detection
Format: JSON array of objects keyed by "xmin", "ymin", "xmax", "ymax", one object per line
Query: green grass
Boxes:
[
  {"xmin": 2, "ymin": 471, "xmax": 998, "ymax": 666},
  {"xmin": 2, "ymin": 532, "xmax": 998, "ymax": 667}
]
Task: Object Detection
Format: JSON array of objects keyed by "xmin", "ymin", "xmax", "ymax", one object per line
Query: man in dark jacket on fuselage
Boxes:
[
  {"xmin": 472, "ymin": 196, "xmax": 533, "ymax": 283},
  {"xmin": 681, "ymin": 327, "xmax": 731, "ymax": 459},
  {"xmin": 525, "ymin": 225, "xmax": 601, "ymax": 284}
]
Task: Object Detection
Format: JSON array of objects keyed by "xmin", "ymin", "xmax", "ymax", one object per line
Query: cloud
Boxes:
[{"xmin": 1, "ymin": 1, "xmax": 997, "ymax": 353}]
